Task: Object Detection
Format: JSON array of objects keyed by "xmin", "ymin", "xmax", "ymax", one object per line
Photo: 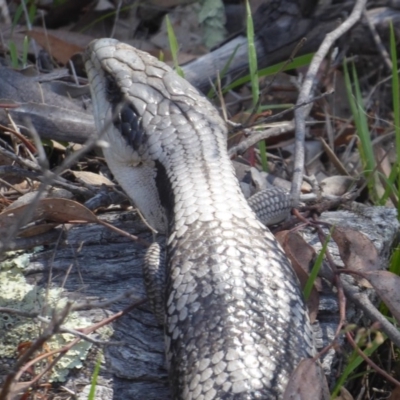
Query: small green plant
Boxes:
[
  {"xmin": 385, "ymin": 24, "xmax": 400, "ymax": 300},
  {"xmin": 87, "ymin": 356, "xmax": 102, "ymax": 400},
  {"xmin": 166, "ymin": 15, "xmax": 185, "ymax": 78},
  {"xmin": 343, "ymin": 59, "xmax": 377, "ymax": 200},
  {"xmin": 9, "ymin": 0, "xmax": 32, "ymax": 69},
  {"xmin": 338, "ymin": 27, "xmax": 400, "ymax": 394},
  {"xmin": 344, "ymin": 23, "xmax": 400, "ymax": 209},
  {"xmin": 9, "ymin": 41, "xmax": 19, "ymax": 68},
  {"xmin": 223, "ymin": 53, "xmax": 314, "ymax": 93},
  {"xmin": 331, "ymin": 330, "xmax": 385, "ymax": 399},
  {"xmin": 388, "ymin": 22, "xmax": 400, "ymax": 216},
  {"xmin": 376, "ymin": 24, "xmax": 400, "ymax": 208},
  {"xmin": 22, "ymin": 36, "xmax": 29, "ymax": 68},
  {"xmin": 12, "ymin": 4, "xmax": 24, "ymax": 29},
  {"xmin": 303, "ymin": 227, "xmax": 333, "ymax": 301},
  {"xmin": 27, "ymin": 2, "xmax": 36, "ymax": 25},
  {"xmin": 12, "ymin": 0, "xmax": 36, "ymax": 31},
  {"xmin": 389, "ymin": 246, "xmax": 400, "ymax": 276},
  {"xmin": 8, "ymin": 36, "xmax": 30, "ymax": 69},
  {"xmin": 245, "ymin": 0, "xmax": 268, "ymax": 171}
]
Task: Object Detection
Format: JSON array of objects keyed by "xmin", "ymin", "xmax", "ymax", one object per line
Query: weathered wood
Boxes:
[
  {"xmin": 0, "ymin": 67, "xmax": 94, "ymax": 144},
  {"xmin": 1, "ymin": 204, "xmax": 397, "ymax": 399}
]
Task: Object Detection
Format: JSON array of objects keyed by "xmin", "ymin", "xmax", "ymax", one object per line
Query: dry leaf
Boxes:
[
  {"xmin": 27, "ymin": 29, "xmax": 85, "ymax": 64},
  {"xmin": 362, "ymin": 270, "xmax": 400, "ymax": 324},
  {"xmin": 0, "ymin": 198, "xmax": 98, "ymax": 238},
  {"xmin": 18, "ymin": 223, "xmax": 60, "ymax": 238},
  {"xmin": 283, "ymin": 358, "xmax": 330, "ymax": 400},
  {"xmin": 71, "ymin": 171, "xmax": 114, "ymax": 186},
  {"xmin": 389, "ymin": 386, "xmax": 400, "ymax": 400},
  {"xmin": 34, "ymin": 198, "xmax": 99, "ymax": 223},
  {"xmin": 276, "ymin": 231, "xmax": 319, "ymax": 323},
  {"xmin": 332, "ymin": 226, "xmax": 380, "ymax": 288}
]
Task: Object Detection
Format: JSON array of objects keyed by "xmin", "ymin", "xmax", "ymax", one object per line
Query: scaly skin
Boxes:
[{"xmin": 84, "ymin": 38, "xmax": 314, "ymax": 399}]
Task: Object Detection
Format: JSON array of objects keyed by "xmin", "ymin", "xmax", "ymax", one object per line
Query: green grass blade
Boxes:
[
  {"xmin": 12, "ymin": 3, "xmax": 24, "ymax": 31},
  {"xmin": 28, "ymin": 2, "xmax": 37, "ymax": 24},
  {"xmin": 22, "ymin": 36, "xmax": 29, "ymax": 68},
  {"xmin": 223, "ymin": 53, "xmax": 314, "ymax": 93},
  {"xmin": 303, "ymin": 227, "xmax": 333, "ymax": 300},
  {"xmin": 390, "ymin": 22, "xmax": 400, "ymax": 218},
  {"xmin": 379, "ymin": 168, "xmax": 398, "ymax": 205},
  {"xmin": 246, "ymin": 0, "xmax": 259, "ymax": 107},
  {"xmin": 331, "ymin": 333, "xmax": 384, "ymax": 398},
  {"xmin": 351, "ymin": 63, "xmax": 375, "ymax": 174},
  {"xmin": 166, "ymin": 15, "xmax": 184, "ymax": 78},
  {"xmin": 258, "ymin": 140, "xmax": 268, "ymax": 171},
  {"xmin": 389, "ymin": 246, "xmax": 400, "ymax": 276},
  {"xmin": 343, "ymin": 61, "xmax": 363, "ymax": 154},
  {"xmin": 87, "ymin": 356, "xmax": 102, "ymax": 400},
  {"xmin": 9, "ymin": 41, "xmax": 19, "ymax": 68},
  {"xmin": 245, "ymin": 0, "xmax": 267, "ymax": 171},
  {"xmin": 343, "ymin": 59, "xmax": 377, "ymax": 200}
]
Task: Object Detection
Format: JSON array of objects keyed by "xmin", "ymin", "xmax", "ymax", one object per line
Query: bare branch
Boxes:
[
  {"xmin": 228, "ymin": 121, "xmax": 294, "ymax": 158},
  {"xmin": 292, "ymin": 0, "xmax": 367, "ymax": 205}
]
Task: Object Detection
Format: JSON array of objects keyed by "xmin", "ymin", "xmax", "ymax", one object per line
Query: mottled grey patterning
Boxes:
[{"xmin": 84, "ymin": 38, "xmax": 314, "ymax": 400}]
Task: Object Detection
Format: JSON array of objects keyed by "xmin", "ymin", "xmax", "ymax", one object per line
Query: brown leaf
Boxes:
[
  {"xmin": 283, "ymin": 358, "xmax": 330, "ymax": 400},
  {"xmin": 0, "ymin": 209, "xmax": 21, "ymax": 237},
  {"xmin": 0, "ymin": 198, "xmax": 98, "ymax": 238},
  {"xmin": 27, "ymin": 29, "xmax": 85, "ymax": 64},
  {"xmin": 34, "ymin": 198, "xmax": 99, "ymax": 223},
  {"xmin": 332, "ymin": 226, "xmax": 380, "ymax": 288},
  {"xmin": 18, "ymin": 223, "xmax": 60, "ymax": 238},
  {"xmin": 389, "ymin": 386, "xmax": 400, "ymax": 400},
  {"xmin": 362, "ymin": 270, "xmax": 400, "ymax": 324},
  {"xmin": 276, "ymin": 231, "xmax": 319, "ymax": 323}
]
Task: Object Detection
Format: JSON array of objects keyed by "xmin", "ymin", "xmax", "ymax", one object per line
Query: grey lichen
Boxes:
[{"xmin": 0, "ymin": 251, "xmax": 113, "ymax": 382}]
